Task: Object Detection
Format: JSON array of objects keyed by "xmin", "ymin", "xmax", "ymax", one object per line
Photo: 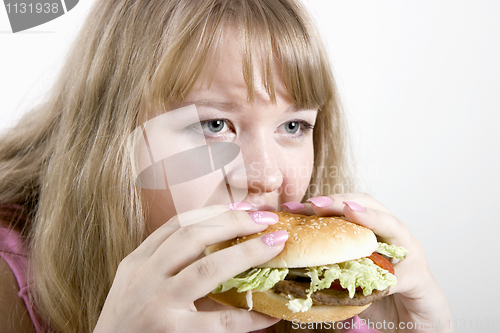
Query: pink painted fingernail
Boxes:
[
  {"xmin": 227, "ymin": 201, "xmax": 253, "ymax": 211},
  {"xmin": 306, "ymin": 196, "xmax": 333, "ymax": 208},
  {"xmin": 343, "ymin": 201, "xmax": 365, "ymax": 212},
  {"xmin": 281, "ymin": 202, "xmax": 305, "ymax": 210},
  {"xmin": 261, "ymin": 230, "xmax": 288, "ymax": 246},
  {"xmin": 248, "ymin": 211, "xmax": 279, "ymax": 225}
]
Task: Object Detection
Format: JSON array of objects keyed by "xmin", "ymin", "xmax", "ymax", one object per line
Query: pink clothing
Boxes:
[{"xmin": 0, "ymin": 216, "xmax": 48, "ymax": 332}]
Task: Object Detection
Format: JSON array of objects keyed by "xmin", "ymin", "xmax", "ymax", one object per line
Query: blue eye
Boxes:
[
  {"xmin": 201, "ymin": 119, "xmax": 229, "ymax": 134},
  {"xmin": 285, "ymin": 121, "xmax": 300, "ymax": 134},
  {"xmin": 205, "ymin": 119, "xmax": 225, "ymax": 133},
  {"xmin": 278, "ymin": 120, "xmax": 314, "ymax": 138}
]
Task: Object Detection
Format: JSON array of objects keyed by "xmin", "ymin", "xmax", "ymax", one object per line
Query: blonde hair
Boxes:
[{"xmin": 0, "ymin": 0, "xmax": 351, "ymax": 332}]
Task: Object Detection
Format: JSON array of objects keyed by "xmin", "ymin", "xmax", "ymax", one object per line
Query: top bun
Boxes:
[{"xmin": 205, "ymin": 211, "xmax": 378, "ymax": 268}]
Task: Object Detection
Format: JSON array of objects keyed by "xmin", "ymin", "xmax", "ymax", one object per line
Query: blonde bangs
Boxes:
[
  {"xmin": 147, "ymin": 0, "xmax": 349, "ymax": 199},
  {"xmin": 147, "ymin": 0, "xmax": 332, "ymax": 113}
]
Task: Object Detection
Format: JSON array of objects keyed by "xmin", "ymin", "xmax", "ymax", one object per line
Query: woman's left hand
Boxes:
[{"xmin": 283, "ymin": 194, "xmax": 453, "ymax": 333}]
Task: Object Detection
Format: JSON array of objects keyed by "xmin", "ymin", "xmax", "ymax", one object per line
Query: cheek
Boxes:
[
  {"xmin": 143, "ymin": 171, "xmax": 231, "ymax": 233},
  {"xmin": 143, "ymin": 188, "xmax": 177, "ymax": 233}
]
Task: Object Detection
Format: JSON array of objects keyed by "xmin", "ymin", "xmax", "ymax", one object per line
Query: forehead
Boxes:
[
  {"xmin": 190, "ymin": 28, "xmax": 289, "ymax": 104},
  {"xmin": 146, "ymin": 3, "xmax": 330, "ymax": 116}
]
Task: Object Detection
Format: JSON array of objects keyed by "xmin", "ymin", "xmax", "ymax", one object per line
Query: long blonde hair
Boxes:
[{"xmin": 0, "ymin": 0, "xmax": 351, "ymax": 331}]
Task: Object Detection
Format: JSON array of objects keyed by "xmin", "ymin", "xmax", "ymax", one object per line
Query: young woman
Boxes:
[{"xmin": 0, "ymin": 0, "xmax": 452, "ymax": 332}]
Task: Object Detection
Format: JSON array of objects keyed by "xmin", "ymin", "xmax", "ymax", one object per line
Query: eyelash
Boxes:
[
  {"xmin": 198, "ymin": 119, "xmax": 314, "ymax": 140},
  {"xmin": 292, "ymin": 120, "xmax": 315, "ymax": 135}
]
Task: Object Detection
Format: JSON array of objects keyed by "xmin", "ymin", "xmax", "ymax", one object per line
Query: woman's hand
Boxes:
[
  {"xmin": 283, "ymin": 194, "xmax": 453, "ymax": 333},
  {"xmin": 93, "ymin": 205, "xmax": 285, "ymax": 333}
]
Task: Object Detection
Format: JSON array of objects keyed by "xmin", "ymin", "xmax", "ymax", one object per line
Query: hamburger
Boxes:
[{"xmin": 204, "ymin": 211, "xmax": 408, "ymax": 323}]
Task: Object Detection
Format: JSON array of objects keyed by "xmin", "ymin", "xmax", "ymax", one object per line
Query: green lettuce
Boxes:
[
  {"xmin": 286, "ymin": 295, "xmax": 313, "ymax": 313},
  {"xmin": 284, "ymin": 258, "xmax": 398, "ymax": 313},
  {"xmin": 212, "ymin": 247, "xmax": 404, "ymax": 314},
  {"xmin": 376, "ymin": 242, "xmax": 409, "ymax": 260},
  {"xmin": 212, "ymin": 267, "xmax": 289, "ymax": 293},
  {"xmin": 307, "ymin": 257, "xmax": 397, "ymax": 298}
]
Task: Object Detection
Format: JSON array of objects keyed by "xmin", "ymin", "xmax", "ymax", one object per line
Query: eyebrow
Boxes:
[{"xmin": 181, "ymin": 99, "xmax": 317, "ymax": 113}]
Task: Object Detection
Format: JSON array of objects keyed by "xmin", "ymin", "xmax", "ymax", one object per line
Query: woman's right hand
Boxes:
[{"xmin": 93, "ymin": 205, "xmax": 285, "ymax": 333}]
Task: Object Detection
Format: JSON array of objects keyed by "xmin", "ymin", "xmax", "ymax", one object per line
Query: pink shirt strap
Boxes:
[{"xmin": 0, "ymin": 224, "xmax": 48, "ymax": 332}]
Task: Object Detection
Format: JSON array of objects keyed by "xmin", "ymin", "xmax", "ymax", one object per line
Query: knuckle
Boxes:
[
  {"xmin": 117, "ymin": 254, "xmax": 135, "ymax": 275},
  {"xmin": 195, "ymin": 257, "xmax": 216, "ymax": 280},
  {"xmin": 219, "ymin": 310, "xmax": 235, "ymax": 330},
  {"xmin": 177, "ymin": 225, "xmax": 197, "ymax": 241},
  {"xmin": 238, "ymin": 240, "xmax": 255, "ymax": 258},
  {"xmin": 225, "ymin": 209, "xmax": 244, "ymax": 225}
]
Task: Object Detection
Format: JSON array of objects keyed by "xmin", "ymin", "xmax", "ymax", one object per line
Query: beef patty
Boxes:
[{"xmin": 272, "ymin": 280, "xmax": 390, "ymax": 306}]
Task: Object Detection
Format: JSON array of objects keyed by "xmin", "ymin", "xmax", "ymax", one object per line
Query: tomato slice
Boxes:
[
  {"xmin": 328, "ymin": 252, "xmax": 395, "ymax": 291},
  {"xmin": 329, "ymin": 279, "xmax": 362, "ymax": 291},
  {"xmin": 367, "ymin": 252, "xmax": 395, "ymax": 275}
]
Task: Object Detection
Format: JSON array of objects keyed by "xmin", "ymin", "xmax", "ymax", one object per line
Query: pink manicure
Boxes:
[
  {"xmin": 248, "ymin": 211, "xmax": 279, "ymax": 225},
  {"xmin": 261, "ymin": 230, "xmax": 288, "ymax": 246},
  {"xmin": 281, "ymin": 202, "xmax": 305, "ymax": 210},
  {"xmin": 306, "ymin": 196, "xmax": 333, "ymax": 208},
  {"xmin": 343, "ymin": 201, "xmax": 365, "ymax": 212},
  {"xmin": 227, "ymin": 201, "xmax": 253, "ymax": 211}
]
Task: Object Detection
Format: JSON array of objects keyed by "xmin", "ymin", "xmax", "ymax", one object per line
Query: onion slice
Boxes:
[{"xmin": 246, "ymin": 290, "xmax": 253, "ymax": 311}]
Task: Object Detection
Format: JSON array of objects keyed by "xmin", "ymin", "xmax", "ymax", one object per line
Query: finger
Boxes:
[
  {"xmin": 280, "ymin": 201, "xmax": 315, "ymax": 215},
  {"xmin": 307, "ymin": 195, "xmax": 341, "ymax": 216},
  {"xmin": 181, "ymin": 308, "xmax": 280, "ymax": 333},
  {"xmin": 194, "ymin": 297, "xmax": 234, "ymax": 312},
  {"xmin": 150, "ymin": 210, "xmax": 278, "ymax": 276},
  {"xmin": 389, "ymin": 251, "xmax": 427, "ymax": 295},
  {"xmin": 313, "ymin": 194, "xmax": 390, "ymax": 216},
  {"xmin": 342, "ymin": 201, "xmax": 430, "ymax": 296},
  {"xmin": 281, "ymin": 199, "xmax": 345, "ymax": 217},
  {"xmin": 132, "ymin": 204, "xmax": 241, "ymax": 260},
  {"xmin": 171, "ymin": 230, "xmax": 288, "ymax": 301},
  {"xmin": 282, "ymin": 197, "xmax": 344, "ymax": 216},
  {"xmin": 342, "ymin": 202, "xmax": 414, "ymax": 249}
]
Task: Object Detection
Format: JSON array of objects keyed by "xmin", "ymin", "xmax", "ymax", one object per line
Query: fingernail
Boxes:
[
  {"xmin": 227, "ymin": 201, "xmax": 253, "ymax": 211},
  {"xmin": 306, "ymin": 196, "xmax": 333, "ymax": 208},
  {"xmin": 343, "ymin": 201, "xmax": 365, "ymax": 212},
  {"xmin": 261, "ymin": 230, "xmax": 288, "ymax": 246},
  {"xmin": 281, "ymin": 202, "xmax": 305, "ymax": 210},
  {"xmin": 248, "ymin": 211, "xmax": 279, "ymax": 225}
]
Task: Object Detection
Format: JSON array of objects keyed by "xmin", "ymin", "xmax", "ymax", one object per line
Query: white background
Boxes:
[{"xmin": 1, "ymin": 1, "xmax": 499, "ymax": 332}]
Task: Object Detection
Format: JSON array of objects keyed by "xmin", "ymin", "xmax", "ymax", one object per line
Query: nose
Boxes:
[
  {"xmin": 247, "ymin": 156, "xmax": 283, "ymax": 194},
  {"xmin": 226, "ymin": 140, "xmax": 283, "ymax": 194}
]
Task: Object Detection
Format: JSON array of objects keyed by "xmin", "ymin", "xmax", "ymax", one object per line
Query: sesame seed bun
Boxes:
[{"xmin": 205, "ymin": 211, "xmax": 378, "ymax": 268}]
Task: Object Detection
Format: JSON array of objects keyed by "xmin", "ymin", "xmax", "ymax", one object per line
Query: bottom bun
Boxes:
[{"xmin": 207, "ymin": 289, "xmax": 371, "ymax": 323}]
